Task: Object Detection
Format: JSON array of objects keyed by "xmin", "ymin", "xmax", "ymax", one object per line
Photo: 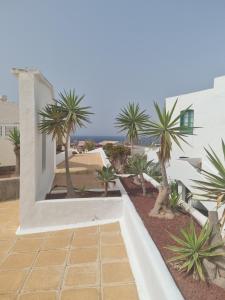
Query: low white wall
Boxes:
[
  {"xmin": 118, "ymin": 181, "xmax": 184, "ymax": 300},
  {"xmin": 89, "ymin": 148, "xmax": 111, "ymax": 166}
]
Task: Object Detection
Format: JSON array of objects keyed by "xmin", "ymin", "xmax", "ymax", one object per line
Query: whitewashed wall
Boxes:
[
  {"xmin": 12, "ymin": 68, "xmax": 55, "ymax": 228},
  {"xmin": 166, "ymin": 76, "xmax": 225, "ymax": 162}
]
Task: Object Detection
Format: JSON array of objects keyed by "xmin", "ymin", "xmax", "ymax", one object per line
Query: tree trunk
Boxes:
[
  {"xmin": 14, "ymin": 147, "xmax": 20, "ymax": 176},
  {"xmin": 149, "ymin": 159, "xmax": 174, "ymax": 219},
  {"xmin": 140, "ymin": 173, "xmax": 146, "ymax": 196},
  {"xmin": 64, "ymin": 132, "xmax": 75, "ymax": 198},
  {"xmin": 104, "ymin": 182, "xmax": 108, "ymax": 197}
]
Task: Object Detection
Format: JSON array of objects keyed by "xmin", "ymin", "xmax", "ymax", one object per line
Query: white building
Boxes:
[
  {"xmin": 166, "ymin": 76, "xmax": 225, "ymax": 224},
  {"xmin": 0, "ymin": 95, "xmax": 19, "ymax": 166}
]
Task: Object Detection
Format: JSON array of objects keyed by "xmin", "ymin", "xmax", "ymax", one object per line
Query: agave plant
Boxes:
[
  {"xmin": 8, "ymin": 127, "xmax": 20, "ymax": 175},
  {"xmin": 115, "ymin": 102, "xmax": 149, "ymax": 150},
  {"xmin": 39, "ymin": 90, "xmax": 92, "ymax": 198},
  {"xmin": 193, "ymin": 140, "xmax": 225, "ymax": 206},
  {"xmin": 166, "ymin": 221, "xmax": 225, "ymax": 281},
  {"xmin": 141, "ymin": 100, "xmax": 193, "ymax": 218},
  {"xmin": 96, "ymin": 166, "xmax": 117, "ymax": 196},
  {"xmin": 146, "ymin": 162, "xmax": 162, "ymax": 183},
  {"xmin": 127, "ymin": 154, "xmax": 153, "ymax": 196}
]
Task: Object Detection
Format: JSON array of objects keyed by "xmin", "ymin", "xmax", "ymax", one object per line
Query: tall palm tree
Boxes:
[
  {"xmin": 39, "ymin": 90, "xmax": 92, "ymax": 198},
  {"xmin": 96, "ymin": 166, "xmax": 117, "ymax": 196},
  {"xmin": 142, "ymin": 100, "xmax": 192, "ymax": 218},
  {"xmin": 127, "ymin": 154, "xmax": 153, "ymax": 196},
  {"xmin": 115, "ymin": 103, "xmax": 149, "ymax": 150},
  {"xmin": 8, "ymin": 127, "xmax": 20, "ymax": 176}
]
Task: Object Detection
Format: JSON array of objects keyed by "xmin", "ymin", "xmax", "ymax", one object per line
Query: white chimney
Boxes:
[{"xmin": 214, "ymin": 76, "xmax": 225, "ymax": 91}]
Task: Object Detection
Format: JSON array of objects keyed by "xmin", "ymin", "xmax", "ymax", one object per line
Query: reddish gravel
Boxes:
[{"xmin": 121, "ymin": 177, "xmax": 225, "ymax": 300}]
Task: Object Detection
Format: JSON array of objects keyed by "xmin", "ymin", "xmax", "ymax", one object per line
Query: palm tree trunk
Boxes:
[
  {"xmin": 64, "ymin": 132, "xmax": 75, "ymax": 198},
  {"xmin": 149, "ymin": 160, "xmax": 174, "ymax": 219},
  {"xmin": 104, "ymin": 182, "xmax": 108, "ymax": 197},
  {"xmin": 14, "ymin": 147, "xmax": 20, "ymax": 176},
  {"xmin": 140, "ymin": 173, "xmax": 146, "ymax": 196}
]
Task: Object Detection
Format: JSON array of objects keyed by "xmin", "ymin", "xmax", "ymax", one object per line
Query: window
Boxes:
[
  {"xmin": 180, "ymin": 109, "xmax": 194, "ymax": 134},
  {"xmin": 42, "ymin": 133, "xmax": 46, "ymax": 171},
  {"xmin": 0, "ymin": 126, "xmax": 2, "ymax": 136}
]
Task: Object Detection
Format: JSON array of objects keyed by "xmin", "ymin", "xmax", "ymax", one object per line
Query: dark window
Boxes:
[{"xmin": 180, "ymin": 110, "xmax": 194, "ymax": 134}]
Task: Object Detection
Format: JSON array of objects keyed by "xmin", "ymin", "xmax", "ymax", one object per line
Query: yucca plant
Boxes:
[
  {"xmin": 169, "ymin": 181, "xmax": 181, "ymax": 210},
  {"xmin": 8, "ymin": 127, "xmax": 20, "ymax": 176},
  {"xmin": 96, "ymin": 166, "xmax": 118, "ymax": 196},
  {"xmin": 115, "ymin": 102, "xmax": 149, "ymax": 150},
  {"xmin": 193, "ymin": 140, "xmax": 225, "ymax": 205},
  {"xmin": 127, "ymin": 154, "xmax": 153, "ymax": 196},
  {"xmin": 141, "ymin": 100, "xmax": 193, "ymax": 219},
  {"xmin": 39, "ymin": 90, "xmax": 92, "ymax": 198},
  {"xmin": 166, "ymin": 221, "xmax": 225, "ymax": 281}
]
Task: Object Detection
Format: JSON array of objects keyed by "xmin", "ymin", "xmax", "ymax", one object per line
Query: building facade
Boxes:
[{"xmin": 0, "ymin": 95, "xmax": 19, "ymax": 166}]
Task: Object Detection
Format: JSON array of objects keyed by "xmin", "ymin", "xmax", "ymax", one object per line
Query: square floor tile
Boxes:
[
  {"xmin": 101, "ymin": 245, "xmax": 127, "ymax": 261},
  {"xmin": 102, "ymin": 262, "xmax": 134, "ymax": 284},
  {"xmin": 18, "ymin": 291, "xmax": 58, "ymax": 300},
  {"xmin": 69, "ymin": 248, "xmax": 98, "ymax": 264},
  {"xmin": 74, "ymin": 226, "xmax": 98, "ymax": 236},
  {"xmin": 101, "ymin": 232, "xmax": 124, "ymax": 245},
  {"xmin": 41, "ymin": 236, "xmax": 71, "ymax": 250},
  {"xmin": 11, "ymin": 238, "xmax": 44, "ymax": 253},
  {"xmin": 0, "ymin": 252, "xmax": 37, "ymax": 269},
  {"xmin": 0, "ymin": 269, "xmax": 28, "ymax": 293},
  {"xmin": 0, "ymin": 294, "xmax": 17, "ymax": 300},
  {"xmin": 0, "ymin": 239, "xmax": 15, "ymax": 252},
  {"xmin": 100, "ymin": 223, "xmax": 120, "ymax": 233},
  {"xmin": 72, "ymin": 235, "xmax": 98, "ymax": 248},
  {"xmin": 49, "ymin": 229, "xmax": 74, "ymax": 239},
  {"xmin": 103, "ymin": 284, "xmax": 139, "ymax": 300},
  {"xmin": 61, "ymin": 288, "xmax": 99, "ymax": 300},
  {"xmin": 23, "ymin": 267, "xmax": 63, "ymax": 291},
  {"xmin": 34, "ymin": 249, "xmax": 67, "ymax": 267},
  {"xmin": 64, "ymin": 263, "xmax": 99, "ymax": 288}
]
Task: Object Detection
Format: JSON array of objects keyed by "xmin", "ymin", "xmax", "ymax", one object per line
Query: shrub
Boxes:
[
  {"xmin": 169, "ymin": 181, "xmax": 181, "ymax": 210},
  {"xmin": 84, "ymin": 140, "xmax": 96, "ymax": 151},
  {"xmin": 96, "ymin": 166, "xmax": 117, "ymax": 196},
  {"xmin": 166, "ymin": 221, "xmax": 225, "ymax": 281}
]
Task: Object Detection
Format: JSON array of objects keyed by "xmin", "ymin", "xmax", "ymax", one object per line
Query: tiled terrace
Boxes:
[
  {"xmin": 53, "ymin": 153, "xmax": 104, "ymax": 189},
  {"xmin": 0, "ymin": 200, "xmax": 139, "ymax": 300}
]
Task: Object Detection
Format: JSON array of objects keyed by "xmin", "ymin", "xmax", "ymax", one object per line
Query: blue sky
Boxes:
[{"xmin": 0, "ymin": 0, "xmax": 225, "ymax": 135}]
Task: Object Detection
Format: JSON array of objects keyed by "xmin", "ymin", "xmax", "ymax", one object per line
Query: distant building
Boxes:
[
  {"xmin": 98, "ymin": 140, "xmax": 119, "ymax": 147},
  {"xmin": 0, "ymin": 95, "xmax": 19, "ymax": 166}
]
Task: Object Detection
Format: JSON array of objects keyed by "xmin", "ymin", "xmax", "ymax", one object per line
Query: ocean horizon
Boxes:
[{"xmin": 70, "ymin": 135, "xmax": 159, "ymax": 145}]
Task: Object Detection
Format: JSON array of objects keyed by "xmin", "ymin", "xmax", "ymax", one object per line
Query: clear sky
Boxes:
[{"xmin": 0, "ymin": 0, "xmax": 225, "ymax": 135}]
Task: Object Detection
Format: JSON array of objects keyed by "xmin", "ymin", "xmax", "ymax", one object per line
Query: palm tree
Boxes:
[
  {"xmin": 8, "ymin": 127, "xmax": 20, "ymax": 176},
  {"xmin": 141, "ymin": 100, "xmax": 192, "ymax": 219},
  {"xmin": 39, "ymin": 90, "xmax": 92, "ymax": 198},
  {"xmin": 96, "ymin": 166, "xmax": 117, "ymax": 196},
  {"xmin": 127, "ymin": 154, "xmax": 153, "ymax": 196},
  {"xmin": 115, "ymin": 102, "xmax": 149, "ymax": 150}
]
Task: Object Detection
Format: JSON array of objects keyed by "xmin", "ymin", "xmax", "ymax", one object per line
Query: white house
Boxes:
[
  {"xmin": 166, "ymin": 76, "xmax": 225, "ymax": 223},
  {"xmin": 0, "ymin": 95, "xmax": 19, "ymax": 166}
]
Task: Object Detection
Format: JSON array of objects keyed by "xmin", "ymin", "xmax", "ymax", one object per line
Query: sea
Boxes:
[{"xmin": 70, "ymin": 135, "xmax": 159, "ymax": 146}]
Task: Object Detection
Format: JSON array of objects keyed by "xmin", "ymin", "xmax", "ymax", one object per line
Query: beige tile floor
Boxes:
[{"xmin": 0, "ymin": 200, "xmax": 139, "ymax": 300}]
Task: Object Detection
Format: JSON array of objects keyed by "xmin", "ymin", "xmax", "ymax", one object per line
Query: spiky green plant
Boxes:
[
  {"xmin": 166, "ymin": 221, "xmax": 225, "ymax": 281},
  {"xmin": 39, "ymin": 90, "xmax": 92, "ymax": 198},
  {"xmin": 146, "ymin": 162, "xmax": 162, "ymax": 183},
  {"xmin": 8, "ymin": 127, "xmax": 20, "ymax": 175},
  {"xmin": 115, "ymin": 103, "xmax": 149, "ymax": 149},
  {"xmin": 127, "ymin": 154, "xmax": 152, "ymax": 196},
  {"xmin": 96, "ymin": 166, "xmax": 117, "ymax": 196},
  {"xmin": 193, "ymin": 140, "xmax": 225, "ymax": 206},
  {"xmin": 141, "ymin": 100, "xmax": 193, "ymax": 218},
  {"xmin": 169, "ymin": 181, "xmax": 181, "ymax": 210}
]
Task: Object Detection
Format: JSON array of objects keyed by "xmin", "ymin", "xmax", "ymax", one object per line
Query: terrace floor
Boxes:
[
  {"xmin": 0, "ymin": 199, "xmax": 139, "ymax": 300},
  {"xmin": 53, "ymin": 153, "xmax": 104, "ymax": 190}
]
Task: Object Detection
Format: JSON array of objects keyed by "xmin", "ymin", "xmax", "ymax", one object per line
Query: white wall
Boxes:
[
  {"xmin": 12, "ymin": 68, "xmax": 55, "ymax": 228},
  {"xmin": 166, "ymin": 76, "xmax": 225, "ymax": 162}
]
